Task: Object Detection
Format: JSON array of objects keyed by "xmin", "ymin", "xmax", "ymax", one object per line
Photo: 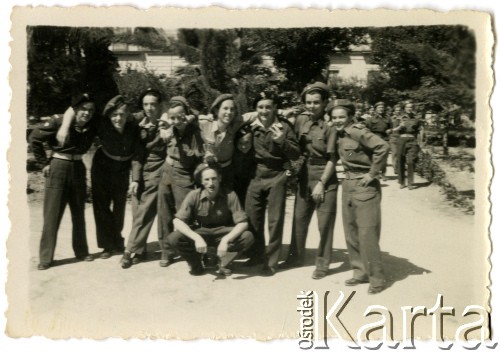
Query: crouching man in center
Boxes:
[{"xmin": 167, "ymin": 163, "xmax": 254, "ymax": 276}]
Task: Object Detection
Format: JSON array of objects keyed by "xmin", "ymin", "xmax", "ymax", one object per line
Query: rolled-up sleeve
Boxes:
[{"xmin": 175, "ymin": 190, "xmax": 197, "ymax": 224}]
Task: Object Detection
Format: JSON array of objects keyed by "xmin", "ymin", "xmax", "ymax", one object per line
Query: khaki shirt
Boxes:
[{"xmin": 337, "ymin": 123, "xmax": 389, "ymax": 178}]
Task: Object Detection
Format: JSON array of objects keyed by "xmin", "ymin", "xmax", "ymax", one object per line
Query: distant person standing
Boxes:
[
  {"xmin": 396, "ymin": 101, "xmax": 423, "ymax": 190},
  {"xmin": 328, "ymin": 99, "xmax": 388, "ymax": 294},
  {"xmin": 387, "ymin": 104, "xmax": 402, "ymax": 174},
  {"xmin": 364, "ymin": 102, "xmax": 390, "ymax": 180},
  {"xmin": 29, "ymin": 93, "xmax": 96, "ymax": 270}
]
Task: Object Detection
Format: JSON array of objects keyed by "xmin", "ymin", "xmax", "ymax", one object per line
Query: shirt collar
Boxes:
[
  {"xmin": 139, "ymin": 116, "xmax": 157, "ymax": 128},
  {"xmin": 250, "ymin": 117, "xmax": 283, "ymax": 131},
  {"xmin": 200, "ymin": 188, "xmax": 223, "ymax": 201}
]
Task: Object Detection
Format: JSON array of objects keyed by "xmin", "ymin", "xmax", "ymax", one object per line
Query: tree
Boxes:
[
  {"xmin": 366, "ymin": 25, "xmax": 476, "ymax": 113},
  {"xmin": 27, "ymin": 26, "xmax": 119, "ymax": 117},
  {"xmin": 241, "ymin": 28, "xmax": 369, "ymax": 92}
]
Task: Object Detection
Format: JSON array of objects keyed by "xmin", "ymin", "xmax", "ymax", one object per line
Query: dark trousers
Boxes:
[
  {"xmin": 125, "ymin": 159, "xmax": 163, "ymax": 254},
  {"xmin": 91, "ymin": 149, "xmax": 129, "ymax": 251},
  {"xmin": 397, "ymin": 136, "xmax": 419, "ymax": 186},
  {"xmin": 157, "ymin": 163, "xmax": 196, "ymax": 257},
  {"xmin": 389, "ymin": 136, "xmax": 400, "ymax": 173},
  {"xmin": 288, "ymin": 166, "xmax": 338, "ymax": 265},
  {"xmin": 167, "ymin": 227, "xmax": 254, "ymax": 269},
  {"xmin": 342, "ymin": 178, "xmax": 385, "ymax": 288},
  {"xmin": 245, "ymin": 169, "xmax": 288, "ymax": 268},
  {"xmin": 39, "ymin": 158, "xmax": 89, "ymax": 265}
]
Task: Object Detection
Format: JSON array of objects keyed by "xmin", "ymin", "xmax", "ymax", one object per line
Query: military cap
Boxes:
[
  {"xmin": 138, "ymin": 88, "xmax": 163, "ymax": 106},
  {"xmin": 71, "ymin": 92, "xmax": 94, "ymax": 109},
  {"xmin": 168, "ymin": 95, "xmax": 193, "ymax": 113},
  {"xmin": 300, "ymin": 82, "xmax": 330, "ymax": 102},
  {"xmin": 210, "ymin": 94, "xmax": 234, "ymax": 116},
  {"xmin": 374, "ymin": 101, "xmax": 385, "ymax": 108},
  {"xmin": 325, "ymin": 99, "xmax": 355, "ymax": 115},
  {"xmin": 193, "ymin": 162, "xmax": 222, "ymax": 185},
  {"xmin": 103, "ymin": 95, "xmax": 127, "ymax": 117},
  {"xmin": 253, "ymin": 90, "xmax": 280, "ymax": 109}
]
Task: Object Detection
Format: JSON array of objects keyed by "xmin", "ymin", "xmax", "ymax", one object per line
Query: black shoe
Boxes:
[
  {"xmin": 278, "ymin": 259, "xmax": 303, "ymax": 269},
  {"xmin": 344, "ymin": 278, "xmax": 369, "ymax": 286},
  {"xmin": 262, "ymin": 265, "xmax": 277, "ymax": 277},
  {"xmin": 100, "ymin": 249, "xmax": 112, "ymax": 259},
  {"xmin": 37, "ymin": 263, "xmax": 50, "ymax": 270},
  {"xmin": 368, "ymin": 286, "xmax": 385, "ymax": 295},
  {"xmin": 77, "ymin": 254, "xmax": 94, "ymax": 262},
  {"xmin": 244, "ymin": 256, "xmax": 266, "ymax": 267},
  {"xmin": 121, "ymin": 252, "xmax": 132, "ymax": 269},
  {"xmin": 189, "ymin": 263, "xmax": 204, "ymax": 276}
]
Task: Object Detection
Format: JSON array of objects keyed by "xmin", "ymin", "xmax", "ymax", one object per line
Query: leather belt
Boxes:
[
  {"xmin": 52, "ymin": 152, "xmax": 83, "ymax": 161},
  {"xmin": 101, "ymin": 147, "xmax": 133, "ymax": 162},
  {"xmin": 343, "ymin": 171, "xmax": 365, "ymax": 180},
  {"xmin": 307, "ymin": 157, "xmax": 327, "ymax": 166}
]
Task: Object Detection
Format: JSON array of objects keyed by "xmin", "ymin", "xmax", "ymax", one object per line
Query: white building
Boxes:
[
  {"xmin": 109, "ymin": 42, "xmax": 189, "ymax": 77},
  {"xmin": 328, "ymin": 44, "xmax": 380, "ymax": 84}
]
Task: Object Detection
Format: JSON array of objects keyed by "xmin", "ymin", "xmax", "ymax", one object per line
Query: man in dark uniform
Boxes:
[
  {"xmin": 387, "ymin": 104, "xmax": 402, "ymax": 174},
  {"xmin": 244, "ymin": 91, "xmax": 300, "ymax": 276},
  {"xmin": 29, "ymin": 93, "xmax": 96, "ymax": 270},
  {"xmin": 282, "ymin": 82, "xmax": 338, "ymax": 280},
  {"xmin": 364, "ymin": 101, "xmax": 390, "ymax": 180},
  {"xmin": 327, "ymin": 99, "xmax": 389, "ymax": 294},
  {"xmin": 396, "ymin": 101, "xmax": 423, "ymax": 190},
  {"xmin": 167, "ymin": 164, "xmax": 254, "ymax": 276}
]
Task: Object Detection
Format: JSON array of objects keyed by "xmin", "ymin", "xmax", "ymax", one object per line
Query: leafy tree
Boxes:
[
  {"xmin": 27, "ymin": 26, "xmax": 119, "ymax": 117},
  {"xmin": 113, "ymin": 27, "xmax": 172, "ymax": 51},
  {"xmin": 366, "ymin": 25, "xmax": 475, "ymax": 114},
  {"xmin": 241, "ymin": 28, "xmax": 369, "ymax": 92}
]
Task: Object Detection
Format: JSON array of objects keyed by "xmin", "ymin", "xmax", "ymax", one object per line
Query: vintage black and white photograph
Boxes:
[{"xmin": 6, "ymin": 5, "xmax": 494, "ymax": 348}]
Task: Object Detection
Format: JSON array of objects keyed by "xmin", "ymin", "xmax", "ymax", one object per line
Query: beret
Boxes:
[
  {"xmin": 138, "ymin": 88, "xmax": 163, "ymax": 105},
  {"xmin": 193, "ymin": 162, "xmax": 222, "ymax": 185},
  {"xmin": 374, "ymin": 101, "xmax": 385, "ymax": 108},
  {"xmin": 71, "ymin": 92, "xmax": 94, "ymax": 109},
  {"xmin": 103, "ymin": 95, "xmax": 127, "ymax": 117},
  {"xmin": 325, "ymin": 99, "xmax": 355, "ymax": 115},
  {"xmin": 300, "ymin": 82, "xmax": 330, "ymax": 102},
  {"xmin": 169, "ymin": 96, "xmax": 191, "ymax": 111},
  {"xmin": 210, "ymin": 94, "xmax": 234, "ymax": 116},
  {"xmin": 253, "ymin": 90, "xmax": 280, "ymax": 109}
]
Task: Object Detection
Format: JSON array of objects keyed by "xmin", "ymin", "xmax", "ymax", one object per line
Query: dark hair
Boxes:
[{"xmin": 138, "ymin": 88, "xmax": 163, "ymax": 108}]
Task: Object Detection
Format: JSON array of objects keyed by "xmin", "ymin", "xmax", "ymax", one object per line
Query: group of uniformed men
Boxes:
[{"xmin": 29, "ymin": 81, "xmax": 424, "ymax": 295}]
